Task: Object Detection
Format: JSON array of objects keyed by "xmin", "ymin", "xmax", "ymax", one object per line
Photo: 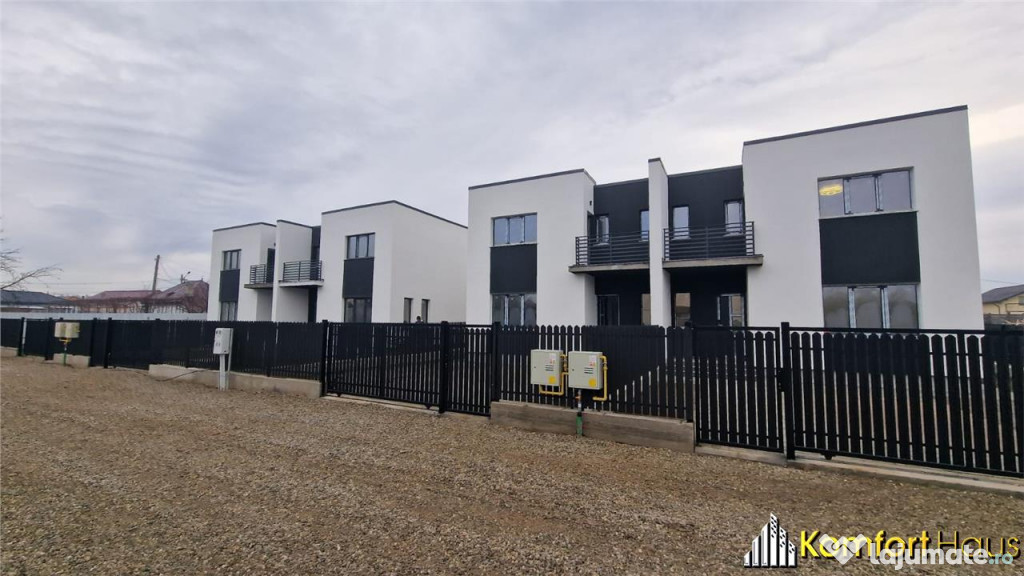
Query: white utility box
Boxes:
[
  {"xmin": 567, "ymin": 351, "xmax": 604, "ymax": 390},
  {"xmin": 213, "ymin": 328, "xmax": 233, "ymax": 355},
  {"xmin": 530, "ymin": 349, "xmax": 563, "ymax": 386},
  {"xmin": 54, "ymin": 322, "xmax": 80, "ymax": 339}
]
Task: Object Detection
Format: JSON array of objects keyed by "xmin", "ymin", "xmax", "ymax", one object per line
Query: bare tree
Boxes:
[{"xmin": 1, "ymin": 238, "xmax": 61, "ymax": 291}]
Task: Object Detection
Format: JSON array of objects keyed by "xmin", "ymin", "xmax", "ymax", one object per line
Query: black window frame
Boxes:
[
  {"xmin": 403, "ymin": 297, "xmax": 413, "ymax": 323},
  {"xmin": 671, "ymin": 205, "xmax": 690, "ymax": 239},
  {"xmin": 821, "ymin": 283, "xmax": 919, "ymax": 329},
  {"xmin": 222, "ymin": 249, "xmax": 241, "ymax": 271},
  {"xmin": 594, "ymin": 215, "xmax": 610, "ymax": 245},
  {"xmin": 491, "ymin": 292, "xmax": 537, "ymax": 326},
  {"xmin": 219, "ymin": 301, "xmax": 238, "ymax": 321},
  {"xmin": 818, "ymin": 168, "xmax": 914, "ymax": 219},
  {"xmin": 344, "ymin": 297, "xmax": 372, "ymax": 323},
  {"xmin": 639, "ymin": 210, "xmax": 650, "ymax": 241},
  {"xmin": 346, "ymin": 233, "xmax": 375, "ymax": 259},
  {"xmin": 492, "ymin": 213, "xmax": 538, "ymax": 246}
]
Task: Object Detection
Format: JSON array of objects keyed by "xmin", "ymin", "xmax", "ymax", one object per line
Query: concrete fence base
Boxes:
[
  {"xmin": 490, "ymin": 401, "xmax": 695, "ymax": 453},
  {"xmin": 148, "ymin": 364, "xmax": 321, "ymax": 399}
]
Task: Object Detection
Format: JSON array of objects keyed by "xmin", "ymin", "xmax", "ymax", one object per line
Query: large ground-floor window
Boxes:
[
  {"xmin": 345, "ymin": 298, "xmax": 372, "ymax": 323},
  {"xmin": 597, "ymin": 295, "xmax": 620, "ymax": 326},
  {"xmin": 492, "ymin": 293, "xmax": 536, "ymax": 326},
  {"xmin": 823, "ymin": 284, "xmax": 918, "ymax": 329},
  {"xmin": 219, "ymin": 301, "xmax": 237, "ymax": 321}
]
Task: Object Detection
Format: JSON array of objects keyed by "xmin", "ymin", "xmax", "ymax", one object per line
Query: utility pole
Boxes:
[{"xmin": 146, "ymin": 254, "xmax": 160, "ymax": 313}]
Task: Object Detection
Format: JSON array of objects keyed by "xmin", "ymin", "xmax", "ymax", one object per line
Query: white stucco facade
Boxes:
[
  {"xmin": 208, "ymin": 202, "xmax": 467, "ymax": 324},
  {"xmin": 743, "ymin": 107, "xmax": 983, "ymax": 329},
  {"xmin": 206, "ymin": 223, "xmax": 276, "ymax": 321},
  {"xmin": 466, "ymin": 170, "xmax": 596, "ymax": 326}
]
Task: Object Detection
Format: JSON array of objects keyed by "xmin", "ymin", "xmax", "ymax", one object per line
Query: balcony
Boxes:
[
  {"xmin": 662, "ymin": 222, "xmax": 763, "ymax": 268},
  {"xmin": 244, "ymin": 264, "xmax": 274, "ymax": 289},
  {"xmin": 569, "ymin": 231, "xmax": 650, "ymax": 273},
  {"xmin": 280, "ymin": 260, "xmax": 324, "ymax": 286}
]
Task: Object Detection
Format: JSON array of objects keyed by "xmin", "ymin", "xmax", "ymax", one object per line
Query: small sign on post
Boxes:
[
  {"xmin": 213, "ymin": 328, "xmax": 233, "ymax": 391},
  {"xmin": 53, "ymin": 322, "xmax": 80, "ymax": 366}
]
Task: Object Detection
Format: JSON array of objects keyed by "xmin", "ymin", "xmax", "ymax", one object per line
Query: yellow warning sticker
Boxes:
[
  {"xmin": 548, "ymin": 375, "xmax": 556, "ymax": 385},
  {"xmin": 819, "ymin": 183, "xmax": 842, "ymax": 196},
  {"xmin": 588, "ymin": 378, "xmax": 596, "ymax": 388}
]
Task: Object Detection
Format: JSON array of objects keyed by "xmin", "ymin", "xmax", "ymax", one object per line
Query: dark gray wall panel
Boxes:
[
  {"xmin": 343, "ymin": 258, "xmax": 374, "ymax": 298},
  {"xmin": 219, "ymin": 269, "xmax": 240, "ymax": 303},
  {"xmin": 819, "ymin": 212, "xmax": 920, "ymax": 285},
  {"xmin": 593, "ymin": 179, "xmax": 649, "ymax": 235},
  {"xmin": 594, "ymin": 273, "xmax": 650, "ymax": 325},
  {"xmin": 490, "ymin": 245, "xmax": 537, "ymax": 294},
  {"xmin": 667, "ymin": 167, "xmax": 744, "ymax": 229}
]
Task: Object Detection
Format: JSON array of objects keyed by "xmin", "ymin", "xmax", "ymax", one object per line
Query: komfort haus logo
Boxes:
[{"xmin": 745, "ymin": 514, "xmax": 798, "ymax": 568}]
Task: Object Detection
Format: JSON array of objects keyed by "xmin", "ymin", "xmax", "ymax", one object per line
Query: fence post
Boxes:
[
  {"xmin": 490, "ymin": 321, "xmax": 501, "ymax": 404},
  {"xmin": 43, "ymin": 318, "xmax": 56, "ymax": 361},
  {"xmin": 103, "ymin": 317, "xmax": 114, "ymax": 369},
  {"xmin": 17, "ymin": 317, "xmax": 26, "ymax": 356},
  {"xmin": 438, "ymin": 321, "xmax": 451, "ymax": 414},
  {"xmin": 780, "ymin": 321, "xmax": 795, "ymax": 461},
  {"xmin": 86, "ymin": 319, "xmax": 97, "ymax": 367},
  {"xmin": 150, "ymin": 319, "xmax": 164, "ymax": 367},
  {"xmin": 690, "ymin": 323, "xmax": 701, "ymax": 438},
  {"xmin": 318, "ymin": 319, "xmax": 330, "ymax": 397},
  {"xmin": 682, "ymin": 323, "xmax": 694, "ymax": 422}
]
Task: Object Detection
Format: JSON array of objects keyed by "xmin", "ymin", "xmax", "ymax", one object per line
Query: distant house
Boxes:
[
  {"xmin": 0, "ymin": 290, "xmax": 74, "ymax": 313},
  {"xmin": 74, "ymin": 280, "xmax": 209, "ymax": 314},
  {"xmin": 982, "ymin": 284, "xmax": 1024, "ymax": 325}
]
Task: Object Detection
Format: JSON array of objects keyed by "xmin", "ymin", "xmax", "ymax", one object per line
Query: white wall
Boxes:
[
  {"xmin": 743, "ymin": 108, "xmax": 983, "ymax": 329},
  {"xmin": 271, "ymin": 221, "xmax": 313, "ymax": 322},
  {"xmin": 206, "ymin": 224, "xmax": 276, "ymax": 321},
  {"xmin": 388, "ymin": 206, "xmax": 467, "ymax": 323},
  {"xmin": 319, "ymin": 205, "xmax": 394, "ymax": 322},
  {"xmin": 648, "ymin": 160, "xmax": 672, "ymax": 327},
  {"xmin": 466, "ymin": 171, "xmax": 595, "ymax": 325}
]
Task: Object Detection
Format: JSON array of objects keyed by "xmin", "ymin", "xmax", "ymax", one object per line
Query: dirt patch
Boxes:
[{"xmin": 2, "ymin": 356, "xmax": 1020, "ymax": 574}]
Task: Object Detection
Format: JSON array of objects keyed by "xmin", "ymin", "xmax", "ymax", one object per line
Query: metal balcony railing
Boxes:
[
  {"xmin": 663, "ymin": 222, "xmax": 755, "ymax": 261},
  {"xmin": 574, "ymin": 231, "xmax": 650, "ymax": 267},
  {"xmin": 281, "ymin": 260, "xmax": 323, "ymax": 283},
  {"xmin": 248, "ymin": 264, "xmax": 274, "ymax": 285}
]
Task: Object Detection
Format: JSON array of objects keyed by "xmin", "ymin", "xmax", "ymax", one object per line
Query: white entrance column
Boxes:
[{"xmin": 648, "ymin": 158, "xmax": 672, "ymax": 327}]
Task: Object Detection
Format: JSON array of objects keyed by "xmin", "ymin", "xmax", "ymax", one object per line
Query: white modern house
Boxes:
[
  {"xmin": 207, "ymin": 201, "xmax": 467, "ymax": 323},
  {"xmin": 467, "ymin": 105, "xmax": 984, "ymax": 330}
]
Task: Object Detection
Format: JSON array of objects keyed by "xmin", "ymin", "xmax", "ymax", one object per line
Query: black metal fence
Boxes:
[
  {"xmin": 6, "ymin": 316, "xmax": 1021, "ymax": 477},
  {"xmin": 1, "ymin": 318, "xmax": 23, "ymax": 351}
]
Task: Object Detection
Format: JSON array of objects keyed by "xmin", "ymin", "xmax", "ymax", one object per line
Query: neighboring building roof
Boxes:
[
  {"xmin": 151, "ymin": 280, "xmax": 209, "ymax": 302},
  {"xmin": 982, "ymin": 284, "xmax": 1024, "ymax": 304},
  {"xmin": 0, "ymin": 290, "xmax": 70, "ymax": 306},
  {"xmin": 744, "ymin": 105, "xmax": 968, "ymax": 146},
  {"xmin": 87, "ymin": 290, "xmax": 155, "ymax": 301}
]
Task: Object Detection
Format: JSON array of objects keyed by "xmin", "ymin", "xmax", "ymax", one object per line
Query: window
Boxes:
[
  {"xmin": 403, "ymin": 298, "xmax": 413, "ymax": 323},
  {"xmin": 420, "ymin": 299, "xmax": 429, "ymax": 323},
  {"xmin": 673, "ymin": 293, "xmax": 692, "ymax": 326},
  {"xmin": 718, "ymin": 294, "xmax": 745, "ymax": 327},
  {"xmin": 597, "ymin": 295, "xmax": 619, "ymax": 326},
  {"xmin": 493, "ymin": 214, "xmax": 537, "ymax": 246},
  {"xmin": 595, "ymin": 215, "xmax": 610, "ymax": 245},
  {"xmin": 491, "ymin": 293, "xmax": 536, "ymax": 326},
  {"xmin": 725, "ymin": 201, "xmax": 744, "ymax": 235},
  {"xmin": 640, "ymin": 210, "xmax": 649, "ymax": 241},
  {"xmin": 818, "ymin": 169, "xmax": 913, "ymax": 217},
  {"xmin": 822, "ymin": 285, "xmax": 919, "ymax": 329},
  {"xmin": 222, "ymin": 250, "xmax": 240, "ymax": 271},
  {"xmin": 219, "ymin": 301, "xmax": 237, "ymax": 321},
  {"xmin": 346, "ymin": 234, "xmax": 375, "ymax": 259},
  {"xmin": 672, "ymin": 206, "xmax": 690, "ymax": 239},
  {"xmin": 344, "ymin": 298, "xmax": 372, "ymax": 322},
  {"xmin": 641, "ymin": 293, "xmax": 651, "ymax": 326}
]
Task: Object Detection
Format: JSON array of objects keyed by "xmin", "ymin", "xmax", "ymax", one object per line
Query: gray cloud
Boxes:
[{"xmin": 1, "ymin": 1, "xmax": 1021, "ymax": 295}]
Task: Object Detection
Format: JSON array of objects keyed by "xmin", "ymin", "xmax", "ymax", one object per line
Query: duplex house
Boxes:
[
  {"xmin": 208, "ymin": 201, "xmax": 467, "ymax": 323},
  {"xmin": 467, "ymin": 105, "xmax": 983, "ymax": 330}
]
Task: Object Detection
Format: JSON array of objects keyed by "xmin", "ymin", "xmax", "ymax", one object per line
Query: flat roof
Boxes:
[
  {"xmin": 744, "ymin": 105, "xmax": 968, "ymax": 146},
  {"xmin": 469, "ymin": 168, "xmax": 596, "ymax": 191},
  {"xmin": 276, "ymin": 219, "xmax": 315, "ymax": 229},
  {"xmin": 212, "ymin": 222, "xmax": 275, "ymax": 233},
  {"xmin": 322, "ymin": 200, "xmax": 466, "ymax": 229}
]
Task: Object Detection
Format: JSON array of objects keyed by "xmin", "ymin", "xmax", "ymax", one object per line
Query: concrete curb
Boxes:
[{"xmin": 148, "ymin": 364, "xmax": 320, "ymax": 399}]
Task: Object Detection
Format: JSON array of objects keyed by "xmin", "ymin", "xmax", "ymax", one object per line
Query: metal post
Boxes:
[
  {"xmin": 43, "ymin": 318, "xmax": 55, "ymax": 361},
  {"xmin": 17, "ymin": 317, "xmax": 26, "ymax": 356},
  {"xmin": 780, "ymin": 322, "xmax": 796, "ymax": 460},
  {"xmin": 87, "ymin": 319, "xmax": 97, "ymax": 367},
  {"xmin": 490, "ymin": 321, "xmax": 501, "ymax": 404},
  {"xmin": 103, "ymin": 317, "xmax": 114, "ymax": 369},
  {"xmin": 682, "ymin": 322, "xmax": 694, "ymax": 423},
  {"xmin": 438, "ymin": 321, "xmax": 451, "ymax": 414},
  {"xmin": 318, "ymin": 319, "xmax": 330, "ymax": 397}
]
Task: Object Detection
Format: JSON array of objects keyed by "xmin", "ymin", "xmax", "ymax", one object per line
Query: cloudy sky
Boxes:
[{"xmin": 1, "ymin": 1, "xmax": 1021, "ymax": 295}]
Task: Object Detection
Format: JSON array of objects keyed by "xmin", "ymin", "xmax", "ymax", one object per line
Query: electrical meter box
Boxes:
[
  {"xmin": 213, "ymin": 328, "xmax": 233, "ymax": 355},
  {"xmin": 567, "ymin": 351, "xmax": 604, "ymax": 390},
  {"xmin": 529, "ymin": 349, "xmax": 563, "ymax": 387},
  {"xmin": 54, "ymin": 322, "xmax": 80, "ymax": 339}
]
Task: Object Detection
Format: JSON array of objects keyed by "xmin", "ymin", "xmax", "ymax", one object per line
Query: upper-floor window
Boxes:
[
  {"xmin": 222, "ymin": 250, "xmax": 240, "ymax": 271},
  {"xmin": 640, "ymin": 210, "xmax": 649, "ymax": 241},
  {"xmin": 672, "ymin": 206, "xmax": 690, "ymax": 239},
  {"xmin": 725, "ymin": 201, "xmax": 744, "ymax": 235},
  {"xmin": 346, "ymin": 233, "xmax": 375, "ymax": 259},
  {"xmin": 594, "ymin": 215, "xmax": 610, "ymax": 245},
  {"xmin": 819, "ymin": 169, "xmax": 912, "ymax": 218},
  {"xmin": 493, "ymin": 214, "xmax": 537, "ymax": 246}
]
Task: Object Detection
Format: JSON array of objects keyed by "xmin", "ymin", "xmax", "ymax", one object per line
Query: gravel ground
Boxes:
[{"xmin": 1, "ymin": 356, "xmax": 1021, "ymax": 575}]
